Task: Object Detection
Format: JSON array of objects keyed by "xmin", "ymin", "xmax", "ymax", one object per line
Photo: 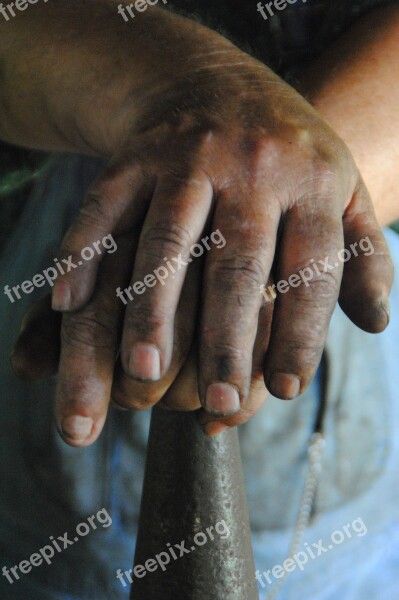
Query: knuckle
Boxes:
[
  {"xmin": 282, "ymin": 336, "xmax": 325, "ymax": 358},
  {"xmin": 141, "ymin": 223, "xmax": 192, "ymax": 259},
  {"xmin": 239, "ymin": 135, "xmax": 287, "ymax": 184},
  {"xmin": 287, "ymin": 215, "xmax": 342, "ymax": 250},
  {"xmin": 294, "ymin": 166, "xmax": 340, "ymax": 203},
  {"xmin": 243, "ymin": 128, "xmax": 312, "ymax": 168},
  {"xmin": 288, "ymin": 279, "xmax": 338, "ymax": 313},
  {"xmin": 56, "ymin": 246, "xmax": 81, "ymax": 264},
  {"xmin": 313, "ymin": 136, "xmax": 354, "ymax": 172},
  {"xmin": 203, "ymin": 340, "xmax": 247, "ymax": 364},
  {"xmin": 61, "ymin": 217, "xmax": 105, "ymax": 254},
  {"xmin": 208, "ymin": 255, "xmax": 267, "ymax": 294},
  {"xmin": 61, "ymin": 312, "xmax": 116, "ymax": 350},
  {"xmin": 57, "ymin": 373, "xmax": 93, "ymax": 401},
  {"xmin": 80, "ymin": 191, "xmax": 110, "ymax": 225},
  {"xmin": 273, "ymin": 341, "xmax": 324, "ymax": 379},
  {"xmin": 300, "ymin": 270, "xmax": 340, "ymax": 299},
  {"xmin": 301, "ymin": 145, "xmax": 356, "ymax": 198},
  {"xmin": 125, "ymin": 303, "xmax": 170, "ymax": 336}
]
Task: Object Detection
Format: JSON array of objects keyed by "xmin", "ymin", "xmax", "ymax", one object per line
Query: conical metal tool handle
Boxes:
[{"xmin": 130, "ymin": 406, "xmax": 258, "ymax": 600}]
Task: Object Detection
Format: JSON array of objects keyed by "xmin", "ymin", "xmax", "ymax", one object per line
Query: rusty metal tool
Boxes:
[{"xmin": 130, "ymin": 406, "xmax": 258, "ymax": 600}]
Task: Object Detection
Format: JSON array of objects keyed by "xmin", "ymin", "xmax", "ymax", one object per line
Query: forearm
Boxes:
[
  {"xmin": 5, "ymin": 1, "xmax": 397, "ymax": 225},
  {"xmin": 0, "ymin": 0, "xmax": 237, "ymax": 155},
  {"xmin": 299, "ymin": 4, "xmax": 399, "ymax": 226}
]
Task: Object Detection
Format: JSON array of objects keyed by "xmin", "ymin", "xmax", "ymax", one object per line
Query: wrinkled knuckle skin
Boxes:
[
  {"xmin": 278, "ymin": 337, "xmax": 325, "ymax": 362},
  {"xmin": 82, "ymin": 188, "xmax": 111, "ymax": 217},
  {"xmin": 75, "ymin": 199, "xmax": 112, "ymax": 230},
  {"xmin": 201, "ymin": 341, "xmax": 250, "ymax": 382},
  {"xmin": 141, "ymin": 223, "xmax": 192, "ymax": 259},
  {"xmin": 288, "ymin": 269, "xmax": 341, "ymax": 305},
  {"xmin": 269, "ymin": 339, "xmax": 325, "ymax": 384},
  {"xmin": 204, "ymin": 341, "xmax": 246, "ymax": 363},
  {"xmin": 57, "ymin": 246, "xmax": 85, "ymax": 265},
  {"xmin": 57, "ymin": 373, "xmax": 94, "ymax": 403},
  {"xmin": 306, "ymin": 270, "xmax": 341, "ymax": 298},
  {"xmin": 61, "ymin": 313, "xmax": 116, "ymax": 350},
  {"xmin": 124, "ymin": 304, "xmax": 170, "ymax": 339},
  {"xmin": 208, "ymin": 255, "xmax": 267, "ymax": 295}
]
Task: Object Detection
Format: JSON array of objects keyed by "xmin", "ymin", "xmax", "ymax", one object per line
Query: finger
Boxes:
[
  {"xmin": 55, "ymin": 234, "xmax": 135, "ymax": 447},
  {"xmin": 200, "ymin": 381, "xmax": 267, "ymax": 436},
  {"xmin": 112, "ymin": 257, "xmax": 202, "ymax": 410},
  {"xmin": 52, "ymin": 161, "xmax": 153, "ymax": 312},
  {"xmin": 264, "ymin": 197, "xmax": 344, "ymax": 400},
  {"xmin": 121, "ymin": 173, "xmax": 213, "ymax": 381},
  {"xmin": 158, "ymin": 345, "xmax": 200, "ymax": 412},
  {"xmin": 11, "ymin": 294, "xmax": 61, "ymax": 381},
  {"xmin": 199, "ymin": 293, "xmax": 273, "ymax": 433},
  {"xmin": 339, "ymin": 180, "xmax": 393, "ymax": 332},
  {"xmin": 199, "ymin": 186, "xmax": 280, "ymax": 417}
]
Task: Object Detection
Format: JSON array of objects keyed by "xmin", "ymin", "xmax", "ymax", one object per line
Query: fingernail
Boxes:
[
  {"xmin": 269, "ymin": 373, "xmax": 301, "ymax": 399},
  {"xmin": 129, "ymin": 343, "xmax": 161, "ymax": 381},
  {"xmin": 205, "ymin": 383, "xmax": 240, "ymax": 416},
  {"xmin": 61, "ymin": 415, "xmax": 93, "ymax": 441},
  {"xmin": 52, "ymin": 283, "xmax": 71, "ymax": 312},
  {"xmin": 381, "ymin": 299, "xmax": 390, "ymax": 325},
  {"xmin": 203, "ymin": 422, "xmax": 229, "ymax": 437}
]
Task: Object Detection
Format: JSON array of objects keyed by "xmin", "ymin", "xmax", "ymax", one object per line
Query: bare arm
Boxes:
[
  {"xmin": 0, "ymin": 0, "xmax": 236, "ymax": 153},
  {"xmin": 300, "ymin": 4, "xmax": 399, "ymax": 226},
  {"xmin": 2, "ymin": 1, "xmax": 392, "ymax": 445}
]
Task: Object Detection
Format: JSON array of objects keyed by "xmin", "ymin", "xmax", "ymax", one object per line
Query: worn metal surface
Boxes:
[{"xmin": 130, "ymin": 407, "xmax": 258, "ymax": 600}]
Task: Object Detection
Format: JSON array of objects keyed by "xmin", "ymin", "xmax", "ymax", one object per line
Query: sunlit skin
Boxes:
[{"xmin": 3, "ymin": 2, "xmax": 398, "ymax": 444}]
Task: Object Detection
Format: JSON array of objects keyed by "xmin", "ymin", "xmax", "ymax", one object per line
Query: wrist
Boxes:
[{"xmin": 0, "ymin": 3, "xmax": 235, "ymax": 154}]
